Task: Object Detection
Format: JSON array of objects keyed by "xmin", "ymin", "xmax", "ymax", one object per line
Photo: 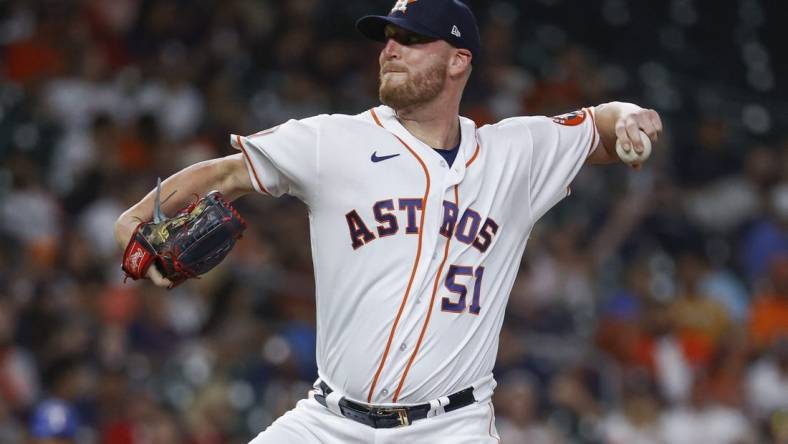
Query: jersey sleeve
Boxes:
[
  {"xmin": 230, "ymin": 116, "xmax": 324, "ymax": 200},
  {"xmin": 500, "ymin": 107, "xmax": 599, "ymax": 223}
]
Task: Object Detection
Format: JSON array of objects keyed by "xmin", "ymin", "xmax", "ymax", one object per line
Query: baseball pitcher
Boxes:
[{"xmin": 114, "ymin": 1, "xmax": 662, "ymax": 442}]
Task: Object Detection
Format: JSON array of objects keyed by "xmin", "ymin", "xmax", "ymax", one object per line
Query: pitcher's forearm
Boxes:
[{"xmin": 114, "ymin": 154, "xmax": 253, "ymax": 248}]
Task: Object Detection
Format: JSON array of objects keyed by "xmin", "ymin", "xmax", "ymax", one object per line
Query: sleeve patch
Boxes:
[{"xmin": 552, "ymin": 109, "xmax": 587, "ymax": 126}]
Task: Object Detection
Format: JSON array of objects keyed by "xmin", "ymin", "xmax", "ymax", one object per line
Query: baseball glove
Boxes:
[{"xmin": 122, "ymin": 179, "xmax": 246, "ymax": 288}]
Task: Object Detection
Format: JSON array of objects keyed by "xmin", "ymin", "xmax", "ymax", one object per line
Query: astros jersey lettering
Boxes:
[{"xmin": 231, "ymin": 105, "xmax": 598, "ymax": 406}]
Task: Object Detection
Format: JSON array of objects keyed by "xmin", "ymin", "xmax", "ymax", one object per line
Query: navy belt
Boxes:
[{"xmin": 313, "ymin": 382, "xmax": 475, "ymax": 428}]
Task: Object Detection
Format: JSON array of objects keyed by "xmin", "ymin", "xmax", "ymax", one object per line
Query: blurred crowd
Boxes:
[{"xmin": 0, "ymin": 0, "xmax": 786, "ymax": 443}]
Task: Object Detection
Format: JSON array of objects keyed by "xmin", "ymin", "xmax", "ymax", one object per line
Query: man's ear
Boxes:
[{"xmin": 449, "ymin": 49, "xmax": 472, "ymax": 77}]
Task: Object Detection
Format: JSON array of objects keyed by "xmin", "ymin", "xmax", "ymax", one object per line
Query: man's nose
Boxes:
[{"xmin": 381, "ymin": 38, "xmax": 402, "ymax": 60}]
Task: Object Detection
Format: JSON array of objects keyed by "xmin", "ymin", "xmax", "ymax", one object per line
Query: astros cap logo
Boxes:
[{"xmin": 391, "ymin": 0, "xmax": 418, "ymax": 13}]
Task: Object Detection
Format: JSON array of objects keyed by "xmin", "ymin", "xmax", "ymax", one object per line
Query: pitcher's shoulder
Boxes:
[
  {"xmin": 312, "ymin": 110, "xmax": 385, "ymax": 131},
  {"xmin": 482, "ymin": 116, "xmax": 553, "ymax": 133},
  {"xmin": 476, "ymin": 116, "xmax": 546, "ymax": 143}
]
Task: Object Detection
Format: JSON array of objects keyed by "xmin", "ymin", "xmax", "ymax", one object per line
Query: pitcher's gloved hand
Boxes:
[{"xmin": 122, "ymin": 183, "xmax": 246, "ymax": 288}]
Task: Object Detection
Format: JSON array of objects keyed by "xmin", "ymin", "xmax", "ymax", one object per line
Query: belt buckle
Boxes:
[{"xmin": 374, "ymin": 407, "xmax": 410, "ymax": 426}]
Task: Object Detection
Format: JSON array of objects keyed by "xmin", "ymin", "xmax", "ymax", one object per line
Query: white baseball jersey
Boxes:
[{"xmin": 231, "ymin": 104, "xmax": 598, "ymax": 406}]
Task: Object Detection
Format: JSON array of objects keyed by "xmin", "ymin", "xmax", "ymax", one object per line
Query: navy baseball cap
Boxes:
[{"xmin": 356, "ymin": 0, "xmax": 481, "ymax": 62}]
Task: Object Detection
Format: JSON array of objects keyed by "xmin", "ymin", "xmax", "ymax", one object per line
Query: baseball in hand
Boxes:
[{"xmin": 615, "ymin": 130, "xmax": 652, "ymax": 166}]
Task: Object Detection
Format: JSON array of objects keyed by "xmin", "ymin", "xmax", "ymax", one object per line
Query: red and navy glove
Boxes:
[{"xmin": 122, "ymin": 190, "xmax": 246, "ymax": 288}]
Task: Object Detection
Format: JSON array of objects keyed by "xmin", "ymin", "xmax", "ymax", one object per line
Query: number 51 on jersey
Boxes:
[{"xmin": 441, "ymin": 265, "xmax": 484, "ymax": 314}]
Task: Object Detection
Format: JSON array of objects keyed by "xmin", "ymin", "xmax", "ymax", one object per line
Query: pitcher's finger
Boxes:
[
  {"xmin": 625, "ymin": 119, "xmax": 644, "ymax": 153},
  {"xmin": 147, "ymin": 266, "xmax": 173, "ymax": 288},
  {"xmin": 648, "ymin": 110, "xmax": 663, "ymax": 140},
  {"xmin": 615, "ymin": 120, "xmax": 631, "ymax": 152},
  {"xmin": 636, "ymin": 114, "xmax": 659, "ymax": 142}
]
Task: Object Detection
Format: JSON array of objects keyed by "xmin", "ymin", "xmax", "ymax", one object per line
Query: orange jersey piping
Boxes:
[
  {"xmin": 392, "ymin": 185, "xmax": 460, "ymax": 402},
  {"xmin": 586, "ymin": 107, "xmax": 598, "ymax": 158},
  {"xmin": 235, "ymin": 135, "xmax": 270, "ymax": 195},
  {"xmin": 465, "ymin": 143, "xmax": 481, "ymax": 168},
  {"xmin": 366, "ymin": 108, "xmax": 431, "ymax": 403}
]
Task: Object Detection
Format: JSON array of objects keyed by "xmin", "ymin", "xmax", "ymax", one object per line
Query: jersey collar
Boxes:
[{"xmin": 373, "ymin": 105, "xmax": 478, "ymax": 181}]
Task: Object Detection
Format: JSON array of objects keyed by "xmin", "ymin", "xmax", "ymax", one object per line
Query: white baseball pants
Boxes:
[{"xmin": 248, "ymin": 397, "xmax": 501, "ymax": 444}]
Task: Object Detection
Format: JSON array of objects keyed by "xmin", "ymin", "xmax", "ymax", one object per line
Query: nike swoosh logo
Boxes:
[{"xmin": 371, "ymin": 151, "xmax": 400, "ymax": 163}]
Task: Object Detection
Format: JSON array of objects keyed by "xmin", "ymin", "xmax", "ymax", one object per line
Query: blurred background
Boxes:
[{"xmin": 0, "ymin": 0, "xmax": 786, "ymax": 443}]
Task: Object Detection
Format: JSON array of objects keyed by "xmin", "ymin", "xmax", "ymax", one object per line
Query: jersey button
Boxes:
[
  {"xmin": 399, "ymin": 343, "xmax": 407, "ymax": 351},
  {"xmin": 381, "ymin": 389, "xmax": 389, "ymax": 396},
  {"xmin": 440, "ymin": 160, "xmax": 447, "ymax": 168}
]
